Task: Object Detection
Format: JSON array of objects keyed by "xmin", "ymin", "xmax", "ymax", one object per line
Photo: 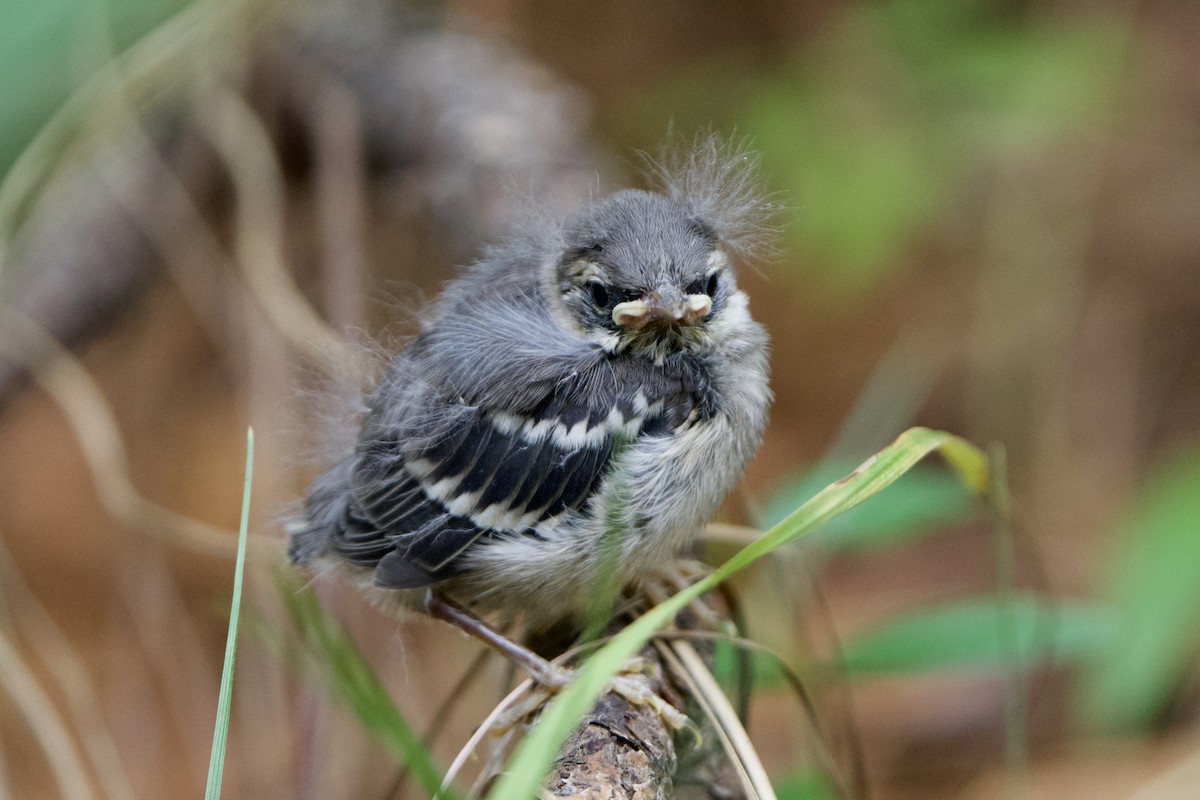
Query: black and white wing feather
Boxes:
[{"xmin": 303, "ymin": 279, "xmax": 709, "ymax": 590}]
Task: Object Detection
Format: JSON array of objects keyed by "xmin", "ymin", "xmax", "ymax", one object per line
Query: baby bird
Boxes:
[{"xmin": 289, "ymin": 142, "xmax": 773, "ymax": 634}]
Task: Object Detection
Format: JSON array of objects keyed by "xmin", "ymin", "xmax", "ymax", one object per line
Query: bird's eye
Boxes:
[
  {"xmin": 686, "ymin": 273, "xmax": 720, "ymax": 297},
  {"xmin": 588, "ymin": 281, "xmax": 610, "ymax": 307}
]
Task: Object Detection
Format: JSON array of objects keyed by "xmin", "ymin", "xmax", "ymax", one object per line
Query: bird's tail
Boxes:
[{"xmin": 286, "ymin": 457, "xmax": 355, "ymax": 565}]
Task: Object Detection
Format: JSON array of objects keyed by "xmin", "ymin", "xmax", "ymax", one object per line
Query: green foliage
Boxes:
[
  {"xmin": 888, "ymin": 1, "xmax": 1124, "ymax": 137},
  {"xmin": 760, "ymin": 462, "xmax": 977, "ymax": 551},
  {"xmin": 710, "ymin": 640, "xmax": 784, "ymax": 692},
  {"xmin": 1077, "ymin": 448, "xmax": 1200, "ymax": 732},
  {"xmin": 204, "ymin": 428, "xmax": 253, "ymax": 800},
  {"xmin": 711, "ymin": 594, "xmax": 1111, "ymax": 689},
  {"xmin": 775, "ymin": 769, "xmax": 840, "ymax": 800},
  {"xmin": 624, "ymin": 0, "xmax": 1126, "ymax": 297},
  {"xmin": 0, "ymin": 0, "xmax": 192, "ymax": 178},
  {"xmin": 739, "ymin": 61, "xmax": 946, "ymax": 295},
  {"xmin": 839, "ymin": 594, "xmax": 1114, "ymax": 675}
]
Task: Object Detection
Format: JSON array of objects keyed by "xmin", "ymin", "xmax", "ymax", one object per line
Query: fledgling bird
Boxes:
[{"xmin": 289, "ymin": 141, "xmax": 773, "ymax": 635}]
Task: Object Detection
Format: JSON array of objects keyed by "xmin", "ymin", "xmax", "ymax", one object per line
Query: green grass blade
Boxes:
[
  {"xmin": 204, "ymin": 427, "xmax": 253, "ymax": 800},
  {"xmin": 278, "ymin": 575, "xmax": 450, "ymax": 800},
  {"xmin": 838, "ymin": 594, "xmax": 1114, "ymax": 674},
  {"xmin": 487, "ymin": 426, "xmax": 992, "ymax": 799},
  {"xmin": 760, "ymin": 462, "xmax": 977, "ymax": 551},
  {"xmin": 775, "ymin": 768, "xmax": 840, "ymax": 800},
  {"xmin": 1077, "ymin": 447, "xmax": 1200, "ymax": 731},
  {"xmin": 0, "ymin": 0, "xmax": 255, "ymax": 264}
]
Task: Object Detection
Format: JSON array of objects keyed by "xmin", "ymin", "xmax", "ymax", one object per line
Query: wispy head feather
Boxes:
[{"xmin": 643, "ymin": 132, "xmax": 780, "ymax": 263}]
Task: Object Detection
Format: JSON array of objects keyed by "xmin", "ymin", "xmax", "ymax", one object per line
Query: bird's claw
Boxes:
[
  {"xmin": 491, "ymin": 656, "xmax": 693, "ymax": 736},
  {"xmin": 634, "ymin": 559, "xmax": 730, "ymax": 633}
]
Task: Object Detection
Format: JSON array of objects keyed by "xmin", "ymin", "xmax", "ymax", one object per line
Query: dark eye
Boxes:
[
  {"xmin": 588, "ymin": 281, "xmax": 610, "ymax": 307},
  {"xmin": 686, "ymin": 273, "xmax": 720, "ymax": 297}
]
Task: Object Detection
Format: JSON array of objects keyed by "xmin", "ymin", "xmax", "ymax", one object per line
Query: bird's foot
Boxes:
[
  {"xmin": 633, "ymin": 559, "xmax": 729, "ymax": 633},
  {"xmin": 494, "ymin": 655, "xmax": 692, "ymax": 734},
  {"xmin": 604, "ymin": 656, "xmax": 693, "ymax": 731}
]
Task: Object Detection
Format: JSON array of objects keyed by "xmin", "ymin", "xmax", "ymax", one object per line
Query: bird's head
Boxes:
[{"xmin": 552, "ymin": 190, "xmax": 737, "ymax": 360}]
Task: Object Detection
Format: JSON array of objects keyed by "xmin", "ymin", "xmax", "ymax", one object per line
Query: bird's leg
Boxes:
[
  {"xmin": 426, "ymin": 592, "xmax": 691, "ymax": 731},
  {"xmin": 424, "ymin": 592, "xmax": 571, "ymax": 689},
  {"xmin": 633, "ymin": 559, "xmax": 729, "ymax": 632}
]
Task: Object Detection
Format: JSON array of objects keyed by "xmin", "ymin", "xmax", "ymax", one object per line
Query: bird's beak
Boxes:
[{"xmin": 612, "ymin": 284, "xmax": 712, "ymax": 329}]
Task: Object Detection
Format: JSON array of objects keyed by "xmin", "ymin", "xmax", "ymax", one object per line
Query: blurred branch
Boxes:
[
  {"xmin": 0, "ymin": 0, "xmax": 269, "ymax": 401},
  {"xmin": 0, "ymin": 312, "xmax": 240, "ymax": 557},
  {"xmin": 1, "ymin": 0, "xmax": 608, "ymax": 402},
  {"xmin": 1128, "ymin": 742, "xmax": 1200, "ymax": 800},
  {"xmin": 117, "ymin": 551, "xmax": 222, "ymax": 785},
  {"xmin": 197, "ymin": 84, "xmax": 352, "ymax": 366},
  {"xmin": 0, "ymin": 0, "xmax": 272, "ymax": 261},
  {"xmin": 0, "ymin": 539, "xmax": 135, "ymax": 800},
  {"xmin": 307, "ymin": 71, "xmax": 369, "ymax": 333},
  {"xmin": 285, "ymin": 0, "xmax": 607, "ymax": 253},
  {"xmin": 0, "ymin": 626, "xmax": 94, "ymax": 800},
  {"xmin": 0, "ymin": 149, "xmax": 158, "ymax": 398}
]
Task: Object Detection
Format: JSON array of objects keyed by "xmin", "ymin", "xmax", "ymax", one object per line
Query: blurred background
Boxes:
[{"xmin": 1, "ymin": 0, "xmax": 1199, "ymax": 797}]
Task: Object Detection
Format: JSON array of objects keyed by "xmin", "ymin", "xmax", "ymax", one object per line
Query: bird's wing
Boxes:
[
  {"xmin": 324, "ymin": 283, "xmax": 713, "ymax": 589},
  {"xmin": 330, "ymin": 357, "xmax": 681, "ymax": 589}
]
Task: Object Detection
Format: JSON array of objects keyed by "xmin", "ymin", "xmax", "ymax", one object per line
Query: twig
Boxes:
[
  {"xmin": 0, "ymin": 311, "xmax": 238, "ymax": 557},
  {"xmin": 0, "ymin": 627, "xmax": 94, "ymax": 800},
  {"xmin": 0, "ymin": 539, "xmax": 136, "ymax": 800},
  {"xmin": 545, "ymin": 648, "xmax": 679, "ymax": 800},
  {"xmin": 660, "ymin": 639, "xmax": 776, "ymax": 800},
  {"xmin": 197, "ymin": 85, "xmax": 353, "ymax": 366}
]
